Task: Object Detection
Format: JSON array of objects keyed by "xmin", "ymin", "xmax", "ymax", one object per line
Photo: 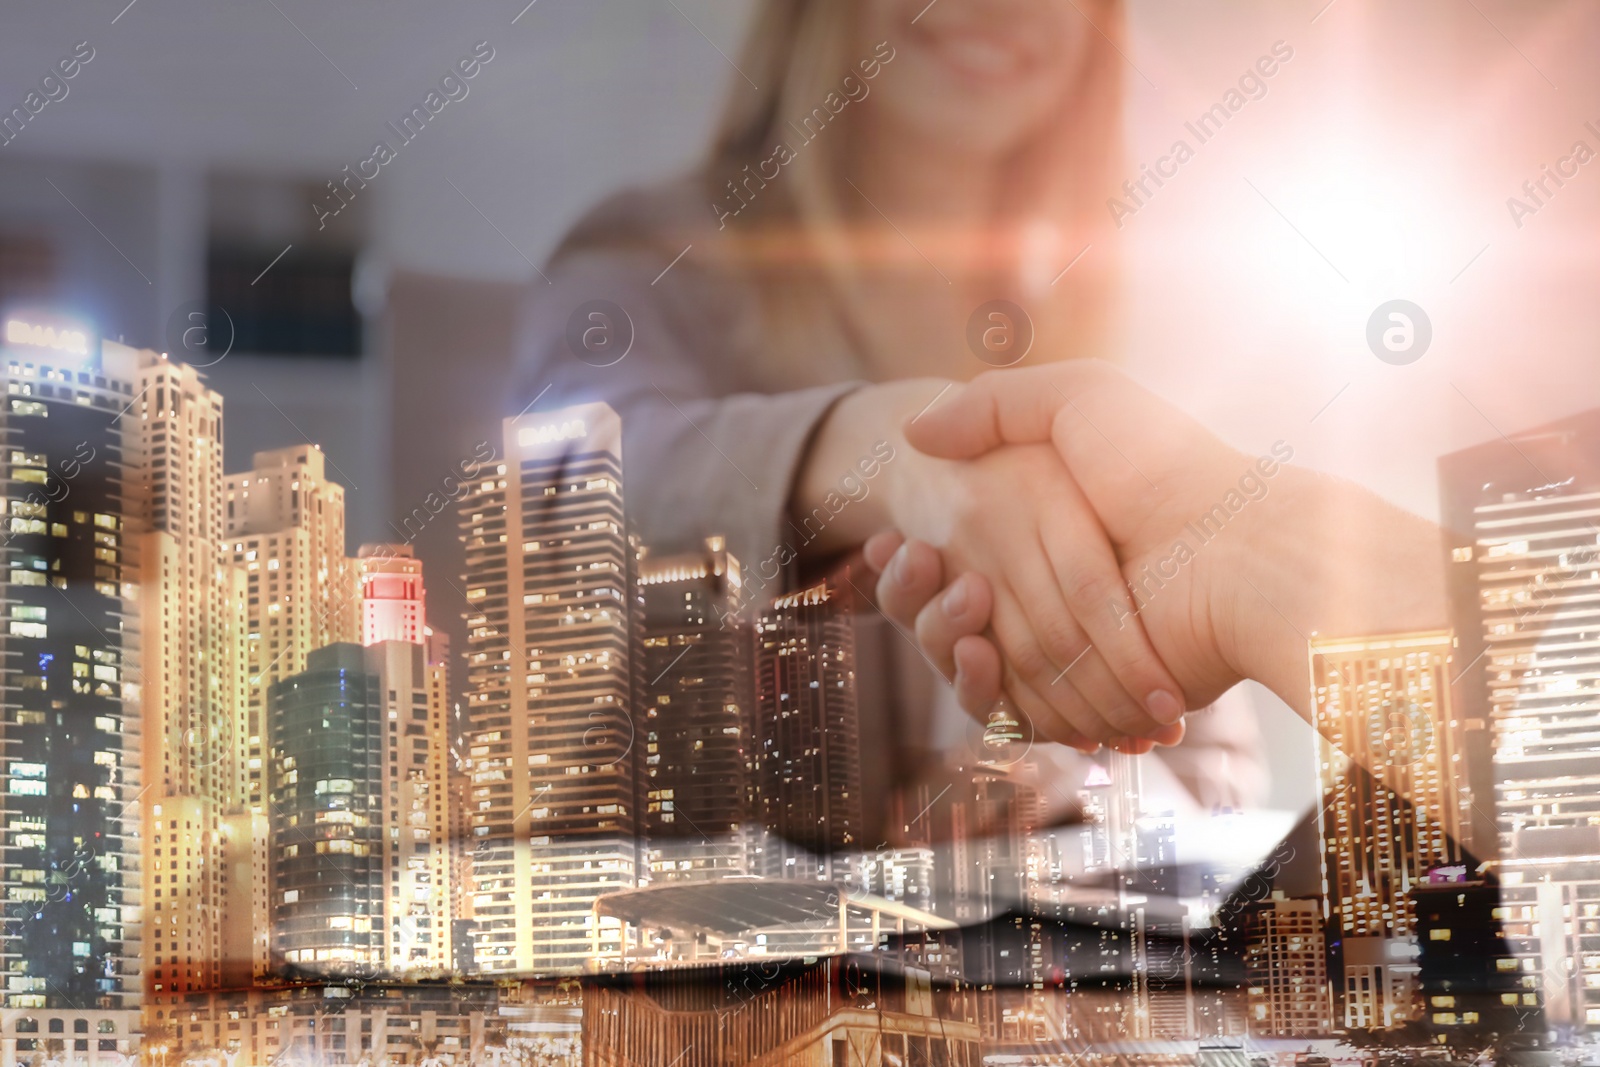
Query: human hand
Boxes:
[
  {"xmin": 902, "ymin": 361, "xmax": 1448, "ymax": 720},
  {"xmin": 861, "ymin": 529, "xmax": 1180, "ymax": 755},
  {"xmin": 872, "ymin": 439, "xmax": 1189, "ymax": 749}
]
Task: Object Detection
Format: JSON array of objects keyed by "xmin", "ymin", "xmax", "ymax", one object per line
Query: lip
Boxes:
[{"xmin": 909, "ymin": 18, "xmax": 1042, "ymax": 84}]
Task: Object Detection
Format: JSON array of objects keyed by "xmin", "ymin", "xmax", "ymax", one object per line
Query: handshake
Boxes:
[{"xmin": 804, "ymin": 361, "xmax": 1447, "ymax": 751}]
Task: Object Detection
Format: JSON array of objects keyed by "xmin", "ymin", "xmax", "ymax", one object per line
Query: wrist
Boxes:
[
  {"xmin": 790, "ymin": 378, "xmax": 954, "ymax": 557},
  {"xmin": 1212, "ymin": 468, "xmax": 1322, "ymax": 715}
]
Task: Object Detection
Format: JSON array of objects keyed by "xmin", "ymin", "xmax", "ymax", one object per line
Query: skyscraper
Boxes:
[
  {"xmin": 128, "ymin": 350, "xmax": 254, "ymax": 1014},
  {"xmin": 425, "ymin": 625, "xmax": 476, "ymax": 974},
  {"xmin": 0, "ymin": 322, "xmax": 142, "ymax": 1040},
  {"xmin": 1241, "ymin": 893, "xmax": 1331, "ymax": 1037},
  {"xmin": 460, "ymin": 404, "xmax": 637, "ymax": 974},
  {"xmin": 1440, "ymin": 411, "xmax": 1600, "ymax": 1031},
  {"xmin": 1412, "ymin": 867, "xmax": 1541, "ymax": 1044},
  {"xmin": 267, "ymin": 644, "xmax": 386, "ymax": 977},
  {"xmin": 750, "ymin": 578, "xmax": 862, "ymax": 883},
  {"xmin": 1310, "ymin": 631, "xmax": 1462, "ymax": 1029},
  {"xmin": 225, "ymin": 444, "xmax": 358, "ymax": 815},
  {"xmin": 359, "ymin": 543, "xmax": 425, "ymax": 646},
  {"xmin": 634, "ymin": 537, "xmax": 754, "ymax": 882},
  {"xmin": 266, "ymin": 641, "xmax": 453, "ymax": 977}
]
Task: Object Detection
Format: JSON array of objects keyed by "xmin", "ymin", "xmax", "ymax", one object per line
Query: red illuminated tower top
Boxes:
[{"xmin": 359, "ymin": 542, "xmax": 426, "ymax": 645}]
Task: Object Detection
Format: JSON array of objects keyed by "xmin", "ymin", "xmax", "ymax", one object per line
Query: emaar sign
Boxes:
[
  {"xmin": 5, "ymin": 318, "xmax": 90, "ymax": 356},
  {"xmin": 518, "ymin": 419, "xmax": 587, "ymax": 448}
]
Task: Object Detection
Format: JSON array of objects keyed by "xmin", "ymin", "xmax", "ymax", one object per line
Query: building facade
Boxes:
[
  {"xmin": 225, "ymin": 444, "xmax": 358, "ymax": 816},
  {"xmin": 460, "ymin": 404, "xmax": 638, "ymax": 974},
  {"xmin": 266, "ymin": 644, "xmax": 385, "ymax": 977},
  {"xmin": 359, "ymin": 542, "xmax": 426, "ymax": 647},
  {"xmin": 266, "ymin": 641, "xmax": 453, "ymax": 978},
  {"xmin": 1440, "ymin": 412, "xmax": 1600, "ymax": 1032},
  {"xmin": 0, "ymin": 323, "xmax": 143, "ymax": 1045},
  {"xmin": 634, "ymin": 537, "xmax": 754, "ymax": 883},
  {"xmin": 750, "ymin": 579, "xmax": 863, "ymax": 884},
  {"xmin": 1310, "ymin": 631, "xmax": 1462, "ymax": 1030},
  {"xmin": 128, "ymin": 350, "xmax": 255, "ymax": 1015},
  {"xmin": 1242, "ymin": 893, "xmax": 1331, "ymax": 1037},
  {"xmin": 1412, "ymin": 870, "xmax": 1541, "ymax": 1045}
]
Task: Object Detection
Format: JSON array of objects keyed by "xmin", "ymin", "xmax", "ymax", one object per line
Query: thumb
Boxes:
[{"xmin": 903, "ymin": 364, "xmax": 1100, "ymax": 459}]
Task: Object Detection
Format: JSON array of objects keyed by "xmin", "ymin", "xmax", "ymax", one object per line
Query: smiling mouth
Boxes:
[{"xmin": 911, "ymin": 20, "xmax": 1040, "ymax": 82}]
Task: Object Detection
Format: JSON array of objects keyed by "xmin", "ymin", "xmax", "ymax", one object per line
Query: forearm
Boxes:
[
  {"xmin": 1225, "ymin": 468, "xmax": 1451, "ymax": 720},
  {"xmin": 789, "ymin": 377, "xmax": 954, "ymax": 559}
]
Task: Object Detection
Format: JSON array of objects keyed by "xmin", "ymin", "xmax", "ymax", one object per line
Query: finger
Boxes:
[
  {"xmin": 903, "ymin": 362, "xmax": 1122, "ymax": 459},
  {"xmin": 915, "ymin": 571, "xmax": 994, "ymax": 677},
  {"xmin": 951, "ymin": 634, "xmax": 1003, "ymax": 715},
  {"xmin": 1039, "ymin": 481, "xmax": 1186, "ymax": 726},
  {"xmin": 1051, "ymin": 649, "xmax": 1168, "ymax": 739},
  {"xmin": 1001, "ymin": 664, "xmax": 1100, "ymax": 754},
  {"xmin": 874, "ymin": 538, "xmax": 945, "ymax": 635},
  {"xmin": 988, "ymin": 589, "xmax": 1117, "ymax": 748},
  {"xmin": 863, "ymin": 529, "xmax": 905, "ymax": 574},
  {"xmin": 1107, "ymin": 720, "xmax": 1187, "ymax": 754},
  {"xmin": 999, "ymin": 548, "xmax": 1170, "ymax": 740},
  {"xmin": 1150, "ymin": 721, "xmax": 1186, "ymax": 747}
]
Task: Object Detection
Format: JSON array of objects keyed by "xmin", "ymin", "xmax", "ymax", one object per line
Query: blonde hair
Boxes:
[{"xmin": 704, "ymin": 0, "xmax": 1127, "ymax": 378}]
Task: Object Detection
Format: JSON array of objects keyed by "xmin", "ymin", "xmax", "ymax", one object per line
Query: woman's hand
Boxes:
[
  {"xmin": 861, "ymin": 530, "xmax": 1175, "ymax": 755},
  {"xmin": 861, "ymin": 530, "xmax": 1006, "ymax": 725}
]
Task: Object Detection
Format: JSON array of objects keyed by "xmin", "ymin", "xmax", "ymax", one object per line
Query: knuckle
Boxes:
[
  {"xmin": 1035, "ymin": 615, "xmax": 1087, "ymax": 670},
  {"xmin": 1100, "ymin": 698, "xmax": 1153, "ymax": 735},
  {"xmin": 1008, "ymin": 637, "xmax": 1055, "ymax": 681},
  {"xmin": 1059, "ymin": 564, "xmax": 1114, "ymax": 610}
]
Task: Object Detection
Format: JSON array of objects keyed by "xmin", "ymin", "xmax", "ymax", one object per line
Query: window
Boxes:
[{"xmin": 207, "ymin": 240, "xmax": 361, "ymax": 357}]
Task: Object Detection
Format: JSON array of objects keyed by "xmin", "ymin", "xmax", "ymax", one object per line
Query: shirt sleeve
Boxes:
[{"xmin": 505, "ymin": 247, "xmax": 861, "ymax": 578}]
